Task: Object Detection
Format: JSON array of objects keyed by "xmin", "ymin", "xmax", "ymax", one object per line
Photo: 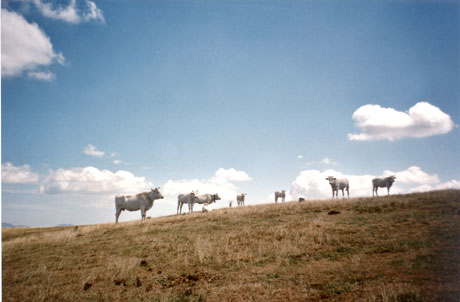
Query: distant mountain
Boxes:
[
  {"xmin": 55, "ymin": 224, "xmax": 74, "ymax": 227},
  {"xmin": 2, "ymin": 222, "xmax": 28, "ymax": 228}
]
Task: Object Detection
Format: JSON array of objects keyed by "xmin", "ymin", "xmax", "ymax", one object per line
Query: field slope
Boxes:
[{"xmin": 3, "ymin": 190, "xmax": 460, "ymax": 302}]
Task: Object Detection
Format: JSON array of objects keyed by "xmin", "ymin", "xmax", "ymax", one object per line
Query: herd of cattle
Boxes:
[{"xmin": 114, "ymin": 176, "xmax": 397, "ymax": 223}]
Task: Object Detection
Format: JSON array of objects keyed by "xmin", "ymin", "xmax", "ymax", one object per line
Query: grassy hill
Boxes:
[{"xmin": 3, "ymin": 190, "xmax": 460, "ymax": 302}]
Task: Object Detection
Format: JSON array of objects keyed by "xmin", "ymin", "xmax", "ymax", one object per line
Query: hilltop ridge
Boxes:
[{"xmin": 3, "ymin": 190, "xmax": 460, "ymax": 302}]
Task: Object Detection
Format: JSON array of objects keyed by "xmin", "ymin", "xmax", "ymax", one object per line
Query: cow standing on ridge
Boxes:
[
  {"xmin": 372, "ymin": 176, "xmax": 396, "ymax": 196},
  {"xmin": 237, "ymin": 193, "xmax": 246, "ymax": 206},
  {"xmin": 190, "ymin": 193, "xmax": 221, "ymax": 213},
  {"xmin": 177, "ymin": 192, "xmax": 197, "ymax": 214},
  {"xmin": 275, "ymin": 190, "xmax": 286, "ymax": 203},
  {"xmin": 115, "ymin": 188, "xmax": 164, "ymax": 223},
  {"xmin": 325, "ymin": 176, "xmax": 349, "ymax": 199}
]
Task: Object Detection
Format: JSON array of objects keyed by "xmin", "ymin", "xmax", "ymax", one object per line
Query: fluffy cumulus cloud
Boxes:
[
  {"xmin": 1, "ymin": 162, "xmax": 40, "ymax": 184},
  {"xmin": 383, "ymin": 166, "xmax": 440, "ymax": 184},
  {"xmin": 32, "ymin": 0, "xmax": 105, "ymax": 24},
  {"xmin": 163, "ymin": 168, "xmax": 252, "ymax": 203},
  {"xmin": 348, "ymin": 102, "xmax": 455, "ymax": 141},
  {"xmin": 1, "ymin": 8, "xmax": 65, "ymax": 78},
  {"xmin": 83, "ymin": 144, "xmax": 105, "ymax": 157},
  {"xmin": 289, "ymin": 169, "xmax": 376, "ymax": 200},
  {"xmin": 40, "ymin": 166, "xmax": 152, "ymax": 195},
  {"xmin": 213, "ymin": 168, "xmax": 252, "ymax": 182},
  {"xmin": 410, "ymin": 180, "xmax": 460, "ymax": 193},
  {"xmin": 82, "ymin": 0, "xmax": 105, "ymax": 23},
  {"xmin": 288, "ymin": 166, "xmax": 446, "ymax": 200}
]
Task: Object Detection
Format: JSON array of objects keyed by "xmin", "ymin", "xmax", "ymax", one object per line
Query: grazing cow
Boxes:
[
  {"xmin": 115, "ymin": 187, "xmax": 164, "ymax": 223},
  {"xmin": 372, "ymin": 176, "xmax": 396, "ymax": 197},
  {"xmin": 298, "ymin": 197, "xmax": 305, "ymax": 202},
  {"xmin": 325, "ymin": 176, "xmax": 349, "ymax": 199},
  {"xmin": 237, "ymin": 193, "xmax": 246, "ymax": 206},
  {"xmin": 191, "ymin": 194, "xmax": 221, "ymax": 212},
  {"xmin": 177, "ymin": 192, "xmax": 197, "ymax": 214},
  {"xmin": 275, "ymin": 190, "xmax": 286, "ymax": 203},
  {"xmin": 229, "ymin": 200, "xmax": 233, "ymax": 208}
]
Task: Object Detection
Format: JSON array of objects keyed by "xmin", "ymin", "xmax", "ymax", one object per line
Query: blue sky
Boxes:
[{"xmin": 2, "ymin": 0, "xmax": 459, "ymax": 227}]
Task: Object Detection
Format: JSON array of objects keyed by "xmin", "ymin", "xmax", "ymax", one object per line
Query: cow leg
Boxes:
[
  {"xmin": 375, "ymin": 188, "xmax": 379, "ymax": 197},
  {"xmin": 387, "ymin": 187, "xmax": 390, "ymax": 196},
  {"xmin": 177, "ymin": 202, "xmax": 181, "ymax": 215},
  {"xmin": 140, "ymin": 208, "xmax": 145, "ymax": 221},
  {"xmin": 115, "ymin": 208, "xmax": 122, "ymax": 223}
]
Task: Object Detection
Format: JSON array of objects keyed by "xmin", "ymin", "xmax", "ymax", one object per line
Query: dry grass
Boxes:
[{"xmin": 3, "ymin": 190, "xmax": 460, "ymax": 302}]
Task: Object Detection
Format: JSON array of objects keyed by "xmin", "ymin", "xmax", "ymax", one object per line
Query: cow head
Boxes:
[
  {"xmin": 151, "ymin": 187, "xmax": 164, "ymax": 199},
  {"xmin": 389, "ymin": 176, "xmax": 396, "ymax": 183},
  {"xmin": 213, "ymin": 193, "xmax": 221, "ymax": 202},
  {"xmin": 325, "ymin": 176, "xmax": 336, "ymax": 184}
]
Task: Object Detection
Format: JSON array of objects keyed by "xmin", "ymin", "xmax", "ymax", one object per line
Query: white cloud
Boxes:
[
  {"xmin": 83, "ymin": 144, "xmax": 105, "ymax": 157},
  {"xmin": 348, "ymin": 102, "xmax": 455, "ymax": 141},
  {"xmin": 213, "ymin": 168, "xmax": 252, "ymax": 182},
  {"xmin": 383, "ymin": 166, "xmax": 440, "ymax": 184},
  {"xmin": 163, "ymin": 168, "xmax": 252, "ymax": 203},
  {"xmin": 32, "ymin": 0, "xmax": 105, "ymax": 24},
  {"xmin": 289, "ymin": 169, "xmax": 377, "ymax": 200},
  {"xmin": 27, "ymin": 70, "xmax": 55, "ymax": 81},
  {"xmin": 113, "ymin": 159, "xmax": 122, "ymax": 165},
  {"xmin": 320, "ymin": 157, "xmax": 336, "ymax": 165},
  {"xmin": 297, "ymin": 155, "xmax": 303, "ymax": 160},
  {"xmin": 40, "ymin": 166, "xmax": 152, "ymax": 195},
  {"xmin": 1, "ymin": 8, "xmax": 65, "ymax": 78},
  {"xmin": 305, "ymin": 157, "xmax": 337, "ymax": 167},
  {"xmin": 1, "ymin": 162, "xmax": 40, "ymax": 184},
  {"xmin": 83, "ymin": 0, "xmax": 105, "ymax": 23},
  {"xmin": 410, "ymin": 180, "xmax": 460, "ymax": 193},
  {"xmin": 288, "ymin": 166, "xmax": 442, "ymax": 200},
  {"xmin": 32, "ymin": 0, "xmax": 80, "ymax": 23}
]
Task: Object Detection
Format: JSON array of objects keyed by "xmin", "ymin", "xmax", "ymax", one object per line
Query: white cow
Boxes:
[
  {"xmin": 115, "ymin": 187, "xmax": 164, "ymax": 223},
  {"xmin": 372, "ymin": 176, "xmax": 396, "ymax": 196},
  {"xmin": 237, "ymin": 193, "xmax": 246, "ymax": 206},
  {"xmin": 325, "ymin": 176, "xmax": 349, "ymax": 199},
  {"xmin": 274, "ymin": 190, "xmax": 286, "ymax": 203},
  {"xmin": 191, "ymin": 194, "xmax": 221, "ymax": 212},
  {"xmin": 177, "ymin": 192, "xmax": 197, "ymax": 214}
]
